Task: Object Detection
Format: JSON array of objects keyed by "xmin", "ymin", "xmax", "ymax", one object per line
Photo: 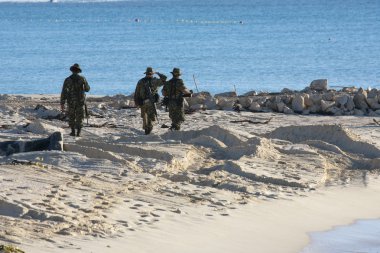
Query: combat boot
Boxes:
[
  {"xmin": 70, "ymin": 128, "xmax": 76, "ymax": 136},
  {"xmin": 76, "ymin": 127, "xmax": 81, "ymax": 137},
  {"xmin": 144, "ymin": 127, "xmax": 152, "ymax": 135}
]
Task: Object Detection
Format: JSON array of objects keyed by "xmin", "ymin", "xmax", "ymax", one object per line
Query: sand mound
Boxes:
[
  {"xmin": 266, "ymin": 125, "xmax": 380, "ymax": 159},
  {"xmin": 162, "ymin": 125, "xmax": 247, "ymax": 147},
  {"xmin": 25, "ymin": 120, "xmax": 62, "ymax": 135}
]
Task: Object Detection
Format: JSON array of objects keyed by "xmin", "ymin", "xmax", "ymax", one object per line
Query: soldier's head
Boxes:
[
  {"xmin": 171, "ymin": 68, "xmax": 181, "ymax": 78},
  {"xmin": 144, "ymin": 67, "xmax": 155, "ymax": 78},
  {"xmin": 70, "ymin": 63, "xmax": 82, "ymax": 74}
]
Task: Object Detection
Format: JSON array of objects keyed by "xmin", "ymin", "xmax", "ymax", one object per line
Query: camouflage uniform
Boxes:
[
  {"xmin": 162, "ymin": 68, "xmax": 191, "ymax": 130},
  {"xmin": 134, "ymin": 67, "xmax": 166, "ymax": 134},
  {"xmin": 60, "ymin": 64, "xmax": 90, "ymax": 136}
]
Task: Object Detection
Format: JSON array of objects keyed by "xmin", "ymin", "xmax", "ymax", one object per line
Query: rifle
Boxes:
[
  {"xmin": 145, "ymin": 82, "xmax": 160, "ymax": 124},
  {"xmin": 84, "ymin": 103, "xmax": 89, "ymax": 125}
]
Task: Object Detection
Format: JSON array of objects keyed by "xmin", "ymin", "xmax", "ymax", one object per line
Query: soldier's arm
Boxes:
[
  {"xmin": 134, "ymin": 81, "xmax": 143, "ymax": 107},
  {"xmin": 156, "ymin": 72, "xmax": 167, "ymax": 83},
  {"xmin": 60, "ymin": 80, "xmax": 68, "ymax": 106},
  {"xmin": 178, "ymin": 80, "xmax": 192, "ymax": 96},
  {"xmin": 82, "ymin": 77, "xmax": 90, "ymax": 92},
  {"xmin": 162, "ymin": 84, "xmax": 168, "ymax": 97}
]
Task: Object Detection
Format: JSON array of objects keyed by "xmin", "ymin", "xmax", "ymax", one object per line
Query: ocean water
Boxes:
[
  {"xmin": 0, "ymin": 0, "xmax": 379, "ymax": 95},
  {"xmin": 301, "ymin": 219, "xmax": 380, "ymax": 253}
]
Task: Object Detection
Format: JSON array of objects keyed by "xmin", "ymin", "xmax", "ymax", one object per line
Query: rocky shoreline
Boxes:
[
  {"xmin": 1, "ymin": 79, "xmax": 380, "ymax": 118},
  {"xmin": 186, "ymin": 79, "xmax": 380, "ymax": 116}
]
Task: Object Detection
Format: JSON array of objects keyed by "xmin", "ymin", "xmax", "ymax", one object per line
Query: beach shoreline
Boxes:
[{"xmin": 1, "ymin": 94, "xmax": 380, "ymax": 253}]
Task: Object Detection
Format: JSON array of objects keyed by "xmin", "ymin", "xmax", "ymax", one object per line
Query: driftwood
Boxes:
[
  {"xmin": 230, "ymin": 117, "xmax": 272, "ymax": 124},
  {"xmin": 374, "ymin": 118, "xmax": 380, "ymax": 126}
]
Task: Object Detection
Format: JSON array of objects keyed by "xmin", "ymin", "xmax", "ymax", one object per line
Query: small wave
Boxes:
[{"xmin": 0, "ymin": 0, "xmax": 132, "ymax": 3}]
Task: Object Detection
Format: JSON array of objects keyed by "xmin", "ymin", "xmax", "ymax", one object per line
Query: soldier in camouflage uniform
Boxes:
[
  {"xmin": 60, "ymin": 63, "xmax": 90, "ymax": 137},
  {"xmin": 134, "ymin": 67, "xmax": 167, "ymax": 134},
  {"xmin": 162, "ymin": 68, "xmax": 192, "ymax": 130}
]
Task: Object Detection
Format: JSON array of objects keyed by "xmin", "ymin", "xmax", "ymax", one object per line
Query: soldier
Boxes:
[
  {"xmin": 134, "ymin": 67, "xmax": 167, "ymax": 134},
  {"xmin": 60, "ymin": 63, "xmax": 90, "ymax": 137},
  {"xmin": 162, "ymin": 68, "xmax": 192, "ymax": 130}
]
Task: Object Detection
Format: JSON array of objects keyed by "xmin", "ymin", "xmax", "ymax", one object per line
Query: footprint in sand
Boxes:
[{"xmin": 150, "ymin": 212, "xmax": 160, "ymax": 217}]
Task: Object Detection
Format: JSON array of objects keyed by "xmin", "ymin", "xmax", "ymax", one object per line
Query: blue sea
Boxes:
[
  {"xmin": 301, "ymin": 219, "xmax": 380, "ymax": 253},
  {"xmin": 0, "ymin": 0, "xmax": 379, "ymax": 95}
]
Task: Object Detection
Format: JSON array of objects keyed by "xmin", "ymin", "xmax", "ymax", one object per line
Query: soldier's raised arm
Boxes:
[{"xmin": 83, "ymin": 77, "xmax": 90, "ymax": 92}]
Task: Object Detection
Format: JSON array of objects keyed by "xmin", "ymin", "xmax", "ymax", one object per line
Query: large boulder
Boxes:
[
  {"xmin": 243, "ymin": 90, "xmax": 257, "ymax": 96},
  {"xmin": 366, "ymin": 98, "xmax": 380, "ymax": 110},
  {"xmin": 304, "ymin": 94, "xmax": 313, "ymax": 107},
  {"xmin": 239, "ymin": 97, "xmax": 254, "ymax": 108},
  {"xmin": 335, "ymin": 94, "xmax": 350, "ymax": 108},
  {"xmin": 309, "ymin": 104, "xmax": 322, "ymax": 113},
  {"xmin": 283, "ymin": 106, "xmax": 294, "ymax": 114},
  {"xmin": 353, "ymin": 88, "xmax": 369, "ymax": 110},
  {"xmin": 310, "ymin": 94, "xmax": 322, "ymax": 104},
  {"xmin": 281, "ymin": 88, "xmax": 295, "ymax": 94},
  {"xmin": 204, "ymin": 98, "xmax": 218, "ymax": 110},
  {"xmin": 346, "ymin": 97, "xmax": 355, "ymax": 111},
  {"xmin": 321, "ymin": 100, "xmax": 335, "ymax": 112},
  {"xmin": 188, "ymin": 92, "xmax": 212, "ymax": 106},
  {"xmin": 322, "ymin": 91, "xmax": 335, "ymax": 101},
  {"xmin": 249, "ymin": 102, "xmax": 261, "ymax": 112},
  {"xmin": 291, "ymin": 94, "xmax": 305, "ymax": 113},
  {"xmin": 277, "ymin": 102, "xmax": 286, "ymax": 113},
  {"xmin": 310, "ymin": 79, "xmax": 328, "ymax": 91},
  {"xmin": 217, "ymin": 98, "xmax": 235, "ymax": 110},
  {"xmin": 214, "ymin": 91, "xmax": 237, "ymax": 98}
]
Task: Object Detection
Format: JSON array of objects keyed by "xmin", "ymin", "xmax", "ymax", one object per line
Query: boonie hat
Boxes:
[{"xmin": 70, "ymin": 63, "xmax": 82, "ymax": 73}]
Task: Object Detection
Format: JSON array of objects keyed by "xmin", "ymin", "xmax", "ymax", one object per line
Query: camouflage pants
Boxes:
[
  {"xmin": 168, "ymin": 101, "xmax": 185, "ymax": 130},
  {"xmin": 68, "ymin": 103, "xmax": 85, "ymax": 129},
  {"xmin": 140, "ymin": 102, "xmax": 156, "ymax": 130}
]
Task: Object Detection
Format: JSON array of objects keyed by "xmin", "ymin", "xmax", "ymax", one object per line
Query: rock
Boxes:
[
  {"xmin": 238, "ymin": 97, "xmax": 253, "ymax": 108},
  {"xmin": 214, "ymin": 91, "xmax": 237, "ymax": 98},
  {"xmin": 302, "ymin": 110, "xmax": 310, "ymax": 115},
  {"xmin": 204, "ymin": 98, "xmax": 218, "ymax": 110},
  {"xmin": 321, "ymin": 100, "xmax": 335, "ymax": 112},
  {"xmin": 304, "ymin": 94, "xmax": 313, "ymax": 107},
  {"xmin": 188, "ymin": 92, "xmax": 212, "ymax": 106},
  {"xmin": 342, "ymin": 86, "xmax": 357, "ymax": 93},
  {"xmin": 281, "ymin": 88, "xmax": 294, "ymax": 94},
  {"xmin": 354, "ymin": 109, "xmax": 365, "ymax": 116},
  {"xmin": 309, "ymin": 104, "xmax": 322, "ymax": 113},
  {"xmin": 310, "ymin": 79, "xmax": 328, "ymax": 91},
  {"xmin": 283, "ymin": 106, "xmax": 294, "ymax": 114},
  {"xmin": 34, "ymin": 105, "xmax": 61, "ymax": 119},
  {"xmin": 326, "ymin": 106, "xmax": 342, "ymax": 116},
  {"xmin": 353, "ymin": 88, "xmax": 369, "ymax": 110},
  {"xmin": 346, "ymin": 97, "xmax": 355, "ymax": 111},
  {"xmin": 368, "ymin": 110, "xmax": 378, "ymax": 117},
  {"xmin": 242, "ymin": 90, "xmax": 257, "ymax": 96},
  {"xmin": 249, "ymin": 102, "xmax": 261, "ymax": 112},
  {"xmin": 335, "ymin": 94, "xmax": 349, "ymax": 108},
  {"xmin": 366, "ymin": 98, "xmax": 380, "ymax": 110},
  {"xmin": 322, "ymin": 91, "xmax": 335, "ymax": 101},
  {"xmin": 277, "ymin": 102, "xmax": 286, "ymax": 113},
  {"xmin": 190, "ymin": 104, "xmax": 204, "ymax": 111},
  {"xmin": 217, "ymin": 98, "xmax": 235, "ymax": 110},
  {"xmin": 367, "ymin": 88, "xmax": 378, "ymax": 98},
  {"xmin": 310, "ymin": 94, "xmax": 322, "ymax": 104},
  {"xmin": 291, "ymin": 94, "xmax": 305, "ymax": 113},
  {"xmin": 375, "ymin": 109, "xmax": 380, "ymax": 115}
]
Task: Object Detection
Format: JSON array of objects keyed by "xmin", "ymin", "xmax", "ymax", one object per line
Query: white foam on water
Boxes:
[{"xmin": 301, "ymin": 219, "xmax": 380, "ymax": 253}]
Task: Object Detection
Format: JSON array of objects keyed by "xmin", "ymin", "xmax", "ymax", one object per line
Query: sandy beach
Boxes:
[{"xmin": 1, "ymin": 94, "xmax": 380, "ymax": 253}]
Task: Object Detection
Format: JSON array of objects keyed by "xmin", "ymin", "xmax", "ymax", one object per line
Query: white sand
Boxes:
[{"xmin": 1, "ymin": 95, "xmax": 380, "ymax": 252}]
